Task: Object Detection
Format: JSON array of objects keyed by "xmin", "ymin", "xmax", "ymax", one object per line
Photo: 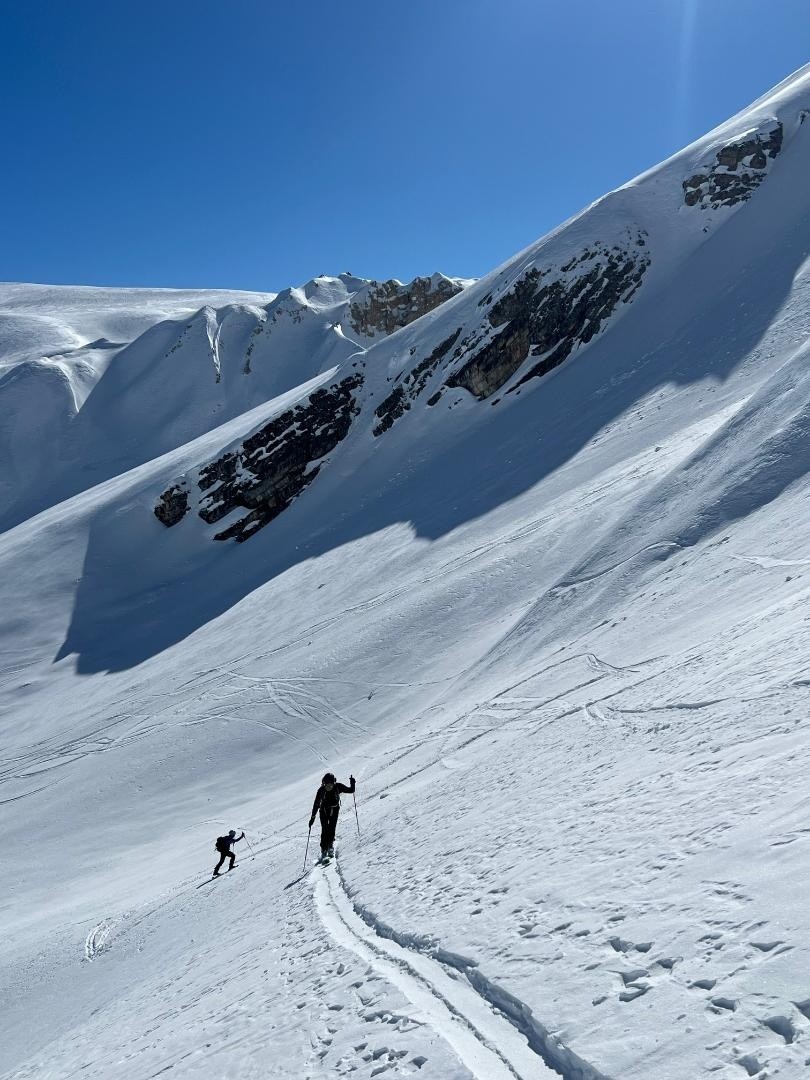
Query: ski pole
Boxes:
[
  {"xmin": 303, "ymin": 825, "xmax": 311, "ymax": 871},
  {"xmin": 242, "ymin": 832, "xmax": 257, "ymax": 860},
  {"xmin": 352, "ymin": 790, "xmax": 360, "ymax": 838}
]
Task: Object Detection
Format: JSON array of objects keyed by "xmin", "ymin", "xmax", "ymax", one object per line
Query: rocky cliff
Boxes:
[
  {"xmin": 682, "ymin": 122, "xmax": 783, "ymax": 209},
  {"xmin": 349, "ymin": 274, "xmax": 466, "ymax": 338}
]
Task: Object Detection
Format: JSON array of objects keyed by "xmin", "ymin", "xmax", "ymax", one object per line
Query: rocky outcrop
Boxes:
[
  {"xmin": 683, "ymin": 124, "xmax": 783, "ymax": 209},
  {"xmin": 447, "ymin": 235, "xmax": 650, "ymax": 400},
  {"xmin": 242, "ymin": 318, "xmax": 267, "ymax": 374},
  {"xmin": 373, "ymin": 329, "xmax": 462, "ymax": 436},
  {"xmin": 154, "ymin": 483, "xmax": 190, "ymax": 527},
  {"xmin": 350, "ymin": 276, "xmax": 464, "ymax": 338},
  {"xmin": 155, "ymin": 373, "xmax": 363, "ymax": 542}
]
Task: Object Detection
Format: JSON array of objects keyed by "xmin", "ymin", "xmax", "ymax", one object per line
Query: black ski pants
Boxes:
[
  {"xmin": 320, "ymin": 806, "xmax": 339, "ymax": 852},
  {"xmin": 214, "ymin": 850, "xmax": 236, "ymax": 874}
]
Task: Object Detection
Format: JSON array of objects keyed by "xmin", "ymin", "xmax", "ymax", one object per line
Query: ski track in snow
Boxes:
[
  {"xmin": 315, "ymin": 860, "xmax": 611, "ymax": 1080},
  {"xmin": 84, "ymin": 918, "xmax": 114, "ymax": 962},
  {"xmin": 315, "ymin": 862, "xmax": 562, "ymax": 1080}
]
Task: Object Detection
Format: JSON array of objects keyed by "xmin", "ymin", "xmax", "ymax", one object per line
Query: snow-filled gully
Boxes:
[{"xmin": 315, "ymin": 861, "xmax": 609, "ymax": 1080}]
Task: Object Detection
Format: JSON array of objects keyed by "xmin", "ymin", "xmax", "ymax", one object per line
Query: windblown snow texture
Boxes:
[{"xmin": 4, "ymin": 65, "xmax": 810, "ymax": 1080}]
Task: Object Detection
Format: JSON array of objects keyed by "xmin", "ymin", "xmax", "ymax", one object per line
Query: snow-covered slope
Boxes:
[
  {"xmin": 4, "ymin": 66, "xmax": 810, "ymax": 1080},
  {"xmin": 0, "ymin": 273, "xmax": 467, "ymax": 529}
]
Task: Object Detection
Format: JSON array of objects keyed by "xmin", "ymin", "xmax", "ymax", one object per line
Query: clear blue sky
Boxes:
[{"xmin": 2, "ymin": 0, "xmax": 808, "ymax": 291}]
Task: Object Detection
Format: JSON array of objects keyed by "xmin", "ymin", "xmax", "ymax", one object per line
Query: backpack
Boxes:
[
  {"xmin": 321, "ymin": 786, "xmax": 340, "ymax": 811},
  {"xmin": 215, "ymin": 835, "xmax": 230, "ymax": 853}
]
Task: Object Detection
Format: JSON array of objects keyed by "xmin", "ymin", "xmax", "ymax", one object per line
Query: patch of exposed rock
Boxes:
[
  {"xmin": 154, "ymin": 483, "xmax": 190, "ymax": 527},
  {"xmin": 373, "ymin": 329, "xmax": 462, "ymax": 436},
  {"xmin": 683, "ymin": 124, "xmax": 783, "ymax": 209},
  {"xmin": 447, "ymin": 234, "xmax": 650, "ymax": 400},
  {"xmin": 350, "ymin": 275, "xmax": 464, "ymax": 338},
  {"xmin": 155, "ymin": 373, "xmax": 363, "ymax": 542}
]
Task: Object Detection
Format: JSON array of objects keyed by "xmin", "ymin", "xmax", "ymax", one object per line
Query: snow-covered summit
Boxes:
[{"xmin": 5, "ymin": 65, "xmax": 810, "ymax": 1080}]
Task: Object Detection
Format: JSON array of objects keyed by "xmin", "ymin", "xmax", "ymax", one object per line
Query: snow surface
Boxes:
[{"xmin": 4, "ymin": 66, "xmax": 810, "ymax": 1080}]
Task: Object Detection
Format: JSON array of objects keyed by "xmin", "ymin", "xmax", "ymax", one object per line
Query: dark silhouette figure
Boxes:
[
  {"xmin": 213, "ymin": 829, "xmax": 244, "ymax": 876},
  {"xmin": 309, "ymin": 773, "xmax": 355, "ymax": 858}
]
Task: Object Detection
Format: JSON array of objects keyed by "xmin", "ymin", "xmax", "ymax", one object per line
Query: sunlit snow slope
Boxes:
[{"xmin": 3, "ymin": 67, "xmax": 810, "ymax": 1080}]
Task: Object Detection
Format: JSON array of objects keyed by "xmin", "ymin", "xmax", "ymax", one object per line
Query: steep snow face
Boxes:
[
  {"xmin": 0, "ymin": 273, "xmax": 468, "ymax": 530},
  {"xmin": 4, "ymin": 66, "xmax": 810, "ymax": 1080},
  {"xmin": 152, "ymin": 67, "xmax": 810, "ymax": 553},
  {"xmin": 0, "ymin": 284, "xmax": 276, "ymax": 522}
]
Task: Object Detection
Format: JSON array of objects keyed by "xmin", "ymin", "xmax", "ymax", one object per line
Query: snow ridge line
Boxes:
[{"xmin": 327, "ymin": 862, "xmax": 612, "ymax": 1080}]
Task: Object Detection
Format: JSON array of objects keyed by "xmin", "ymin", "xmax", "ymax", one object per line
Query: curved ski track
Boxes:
[
  {"xmin": 315, "ymin": 861, "xmax": 610, "ymax": 1080},
  {"xmin": 84, "ymin": 918, "xmax": 114, "ymax": 962}
]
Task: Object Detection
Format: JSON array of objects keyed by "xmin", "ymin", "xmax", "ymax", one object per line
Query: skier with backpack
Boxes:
[
  {"xmin": 309, "ymin": 772, "xmax": 355, "ymax": 860},
  {"xmin": 213, "ymin": 829, "xmax": 244, "ymax": 876}
]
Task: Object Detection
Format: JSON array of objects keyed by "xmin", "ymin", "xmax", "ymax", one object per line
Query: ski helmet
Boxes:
[{"xmin": 322, "ymin": 772, "xmax": 336, "ymax": 785}]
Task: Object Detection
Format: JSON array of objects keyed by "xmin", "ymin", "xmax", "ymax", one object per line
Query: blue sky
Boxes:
[{"xmin": 2, "ymin": 0, "xmax": 808, "ymax": 291}]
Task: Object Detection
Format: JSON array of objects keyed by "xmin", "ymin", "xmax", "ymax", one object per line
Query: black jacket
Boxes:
[
  {"xmin": 215, "ymin": 832, "xmax": 243, "ymax": 853},
  {"xmin": 311, "ymin": 777, "xmax": 355, "ymax": 821}
]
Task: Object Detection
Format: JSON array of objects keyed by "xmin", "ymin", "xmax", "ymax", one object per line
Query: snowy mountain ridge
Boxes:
[
  {"xmin": 4, "ymin": 64, "xmax": 810, "ymax": 1080},
  {"xmin": 147, "ymin": 68, "xmax": 806, "ymax": 551},
  {"xmin": 0, "ymin": 271, "xmax": 468, "ymax": 530}
]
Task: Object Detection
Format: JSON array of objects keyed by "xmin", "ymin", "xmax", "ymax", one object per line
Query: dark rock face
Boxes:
[
  {"xmin": 350, "ymin": 276, "xmax": 464, "ymax": 338},
  {"xmin": 243, "ymin": 318, "xmax": 266, "ymax": 374},
  {"xmin": 683, "ymin": 124, "xmax": 782, "ymax": 209},
  {"xmin": 447, "ymin": 236, "xmax": 650, "ymax": 400},
  {"xmin": 155, "ymin": 373, "xmax": 363, "ymax": 542},
  {"xmin": 154, "ymin": 484, "xmax": 190, "ymax": 527},
  {"xmin": 373, "ymin": 329, "xmax": 462, "ymax": 436},
  {"xmin": 373, "ymin": 385, "xmax": 408, "ymax": 437}
]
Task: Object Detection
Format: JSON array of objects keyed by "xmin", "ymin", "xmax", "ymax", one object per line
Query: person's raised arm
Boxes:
[{"xmin": 337, "ymin": 775, "xmax": 356, "ymax": 794}]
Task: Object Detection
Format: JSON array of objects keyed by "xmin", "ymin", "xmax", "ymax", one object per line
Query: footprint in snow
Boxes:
[
  {"xmin": 615, "ymin": 968, "xmax": 651, "ymax": 1001},
  {"xmin": 689, "ymin": 979, "xmax": 717, "ymax": 991},
  {"xmin": 737, "ymin": 1055, "xmax": 764, "ymax": 1078},
  {"xmin": 608, "ymin": 935, "xmax": 652, "ymax": 954},
  {"xmin": 654, "ymin": 956, "xmax": 681, "ymax": 971},
  {"xmin": 617, "ymin": 967, "xmax": 650, "ymax": 985},
  {"xmin": 619, "ymin": 985, "xmax": 649, "ymax": 1002},
  {"xmin": 762, "ymin": 1014, "xmax": 797, "ymax": 1043},
  {"xmin": 708, "ymin": 996, "xmax": 737, "ymax": 1012},
  {"xmin": 750, "ymin": 940, "xmax": 786, "ymax": 953}
]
